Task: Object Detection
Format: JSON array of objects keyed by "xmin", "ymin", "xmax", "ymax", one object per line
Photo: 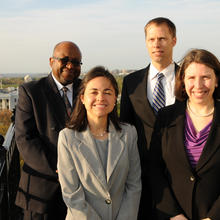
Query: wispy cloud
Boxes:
[{"xmin": 0, "ymin": 0, "xmax": 220, "ymax": 73}]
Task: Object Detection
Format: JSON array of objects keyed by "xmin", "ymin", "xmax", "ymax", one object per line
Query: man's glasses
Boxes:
[{"xmin": 53, "ymin": 56, "xmax": 82, "ymax": 67}]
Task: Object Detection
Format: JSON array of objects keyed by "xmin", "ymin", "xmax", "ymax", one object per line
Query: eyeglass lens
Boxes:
[{"xmin": 61, "ymin": 57, "xmax": 82, "ymax": 66}]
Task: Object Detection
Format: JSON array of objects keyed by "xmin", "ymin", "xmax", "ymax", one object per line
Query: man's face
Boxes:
[
  {"xmin": 50, "ymin": 43, "xmax": 82, "ymax": 86},
  {"xmin": 146, "ymin": 23, "xmax": 176, "ymax": 67}
]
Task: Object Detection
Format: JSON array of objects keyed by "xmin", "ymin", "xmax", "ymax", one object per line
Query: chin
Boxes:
[
  {"xmin": 63, "ymin": 77, "xmax": 77, "ymax": 85},
  {"xmin": 191, "ymin": 99, "xmax": 209, "ymax": 105},
  {"xmin": 153, "ymin": 57, "xmax": 163, "ymax": 63},
  {"xmin": 95, "ymin": 113, "xmax": 109, "ymax": 119}
]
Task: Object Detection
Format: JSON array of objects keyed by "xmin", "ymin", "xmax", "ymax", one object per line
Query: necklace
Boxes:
[
  {"xmin": 91, "ymin": 130, "xmax": 107, "ymax": 137},
  {"xmin": 187, "ymin": 100, "xmax": 214, "ymax": 117}
]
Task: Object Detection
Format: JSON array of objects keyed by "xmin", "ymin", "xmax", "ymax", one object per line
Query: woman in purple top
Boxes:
[{"xmin": 150, "ymin": 49, "xmax": 220, "ymax": 220}]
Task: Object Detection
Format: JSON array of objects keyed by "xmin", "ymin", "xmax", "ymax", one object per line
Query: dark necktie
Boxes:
[
  {"xmin": 62, "ymin": 87, "xmax": 72, "ymax": 116},
  {"xmin": 152, "ymin": 73, "xmax": 165, "ymax": 113}
]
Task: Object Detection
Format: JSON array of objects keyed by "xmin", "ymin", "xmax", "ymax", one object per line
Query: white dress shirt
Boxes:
[
  {"xmin": 51, "ymin": 73, "xmax": 73, "ymax": 106},
  {"xmin": 147, "ymin": 62, "xmax": 175, "ymax": 107}
]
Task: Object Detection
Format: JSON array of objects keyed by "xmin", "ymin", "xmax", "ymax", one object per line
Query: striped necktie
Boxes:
[
  {"xmin": 152, "ymin": 73, "xmax": 165, "ymax": 113},
  {"xmin": 62, "ymin": 87, "xmax": 72, "ymax": 116}
]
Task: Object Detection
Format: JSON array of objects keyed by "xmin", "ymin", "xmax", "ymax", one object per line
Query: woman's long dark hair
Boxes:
[{"xmin": 67, "ymin": 66, "xmax": 121, "ymax": 132}]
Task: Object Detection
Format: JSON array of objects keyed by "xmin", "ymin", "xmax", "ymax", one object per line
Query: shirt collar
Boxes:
[
  {"xmin": 149, "ymin": 62, "xmax": 175, "ymax": 80},
  {"xmin": 51, "ymin": 72, "xmax": 73, "ymax": 92}
]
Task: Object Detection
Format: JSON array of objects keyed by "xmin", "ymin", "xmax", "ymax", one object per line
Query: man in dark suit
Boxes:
[
  {"xmin": 15, "ymin": 41, "xmax": 82, "ymax": 220},
  {"xmin": 120, "ymin": 17, "xmax": 178, "ymax": 219}
]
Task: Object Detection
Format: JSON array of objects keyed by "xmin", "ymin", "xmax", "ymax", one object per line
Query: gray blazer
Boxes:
[{"xmin": 57, "ymin": 122, "xmax": 142, "ymax": 220}]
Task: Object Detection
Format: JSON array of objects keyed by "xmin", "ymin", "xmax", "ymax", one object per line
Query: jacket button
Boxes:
[
  {"xmin": 190, "ymin": 176, "xmax": 195, "ymax": 181},
  {"xmin": 105, "ymin": 199, "xmax": 111, "ymax": 204}
]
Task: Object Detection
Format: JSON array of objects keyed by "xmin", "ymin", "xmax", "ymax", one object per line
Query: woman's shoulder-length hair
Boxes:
[
  {"xmin": 175, "ymin": 48, "xmax": 220, "ymax": 101},
  {"xmin": 67, "ymin": 66, "xmax": 121, "ymax": 132}
]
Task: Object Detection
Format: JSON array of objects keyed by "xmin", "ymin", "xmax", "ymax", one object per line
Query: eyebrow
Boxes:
[
  {"xmin": 186, "ymin": 72, "xmax": 212, "ymax": 76},
  {"xmin": 89, "ymin": 88, "xmax": 113, "ymax": 91}
]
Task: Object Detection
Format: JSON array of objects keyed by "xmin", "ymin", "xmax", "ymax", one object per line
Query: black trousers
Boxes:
[{"xmin": 23, "ymin": 188, "xmax": 66, "ymax": 220}]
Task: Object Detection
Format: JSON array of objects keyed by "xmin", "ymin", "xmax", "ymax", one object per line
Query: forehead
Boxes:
[
  {"xmin": 185, "ymin": 62, "xmax": 215, "ymax": 75},
  {"xmin": 86, "ymin": 77, "xmax": 114, "ymax": 90},
  {"xmin": 146, "ymin": 23, "xmax": 172, "ymax": 37},
  {"xmin": 54, "ymin": 44, "xmax": 81, "ymax": 59}
]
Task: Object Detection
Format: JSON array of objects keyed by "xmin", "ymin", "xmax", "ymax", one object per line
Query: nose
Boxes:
[
  {"xmin": 97, "ymin": 93, "xmax": 104, "ymax": 101},
  {"xmin": 195, "ymin": 78, "xmax": 203, "ymax": 88},
  {"xmin": 65, "ymin": 62, "xmax": 73, "ymax": 69},
  {"xmin": 65, "ymin": 62, "xmax": 74, "ymax": 69},
  {"xmin": 153, "ymin": 39, "xmax": 160, "ymax": 48}
]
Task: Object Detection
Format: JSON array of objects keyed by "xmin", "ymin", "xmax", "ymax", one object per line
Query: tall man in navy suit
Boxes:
[
  {"xmin": 15, "ymin": 41, "xmax": 82, "ymax": 220},
  {"xmin": 120, "ymin": 17, "xmax": 178, "ymax": 219}
]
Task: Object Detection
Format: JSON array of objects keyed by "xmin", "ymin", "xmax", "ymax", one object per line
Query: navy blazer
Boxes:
[
  {"xmin": 15, "ymin": 73, "xmax": 81, "ymax": 213},
  {"xmin": 150, "ymin": 100, "xmax": 220, "ymax": 220}
]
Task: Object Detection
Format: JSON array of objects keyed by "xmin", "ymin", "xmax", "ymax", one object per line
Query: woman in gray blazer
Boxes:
[
  {"xmin": 150, "ymin": 49, "xmax": 220, "ymax": 220},
  {"xmin": 57, "ymin": 66, "xmax": 141, "ymax": 220}
]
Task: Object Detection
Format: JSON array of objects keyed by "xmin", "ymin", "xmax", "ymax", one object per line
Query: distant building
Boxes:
[
  {"xmin": 24, "ymin": 74, "xmax": 32, "ymax": 82},
  {"xmin": 0, "ymin": 87, "xmax": 18, "ymax": 111}
]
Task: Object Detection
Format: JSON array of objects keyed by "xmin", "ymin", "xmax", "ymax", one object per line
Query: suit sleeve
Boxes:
[
  {"xmin": 120, "ymin": 77, "xmax": 136, "ymax": 125},
  {"xmin": 57, "ymin": 130, "xmax": 101, "ymax": 220},
  {"xmin": 15, "ymin": 85, "xmax": 55, "ymax": 176},
  {"xmin": 116, "ymin": 125, "xmax": 142, "ymax": 220},
  {"xmin": 150, "ymin": 112, "xmax": 182, "ymax": 219}
]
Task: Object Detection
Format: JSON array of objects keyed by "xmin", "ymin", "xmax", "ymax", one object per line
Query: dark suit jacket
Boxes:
[
  {"xmin": 120, "ymin": 64, "xmax": 178, "ymax": 219},
  {"xmin": 150, "ymin": 100, "xmax": 220, "ymax": 220},
  {"xmin": 120, "ymin": 64, "xmax": 179, "ymax": 164},
  {"xmin": 15, "ymin": 73, "xmax": 81, "ymax": 214}
]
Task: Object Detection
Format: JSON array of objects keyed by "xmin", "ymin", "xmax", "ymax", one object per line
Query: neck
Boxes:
[
  {"xmin": 152, "ymin": 60, "xmax": 172, "ymax": 72},
  {"xmin": 88, "ymin": 116, "xmax": 108, "ymax": 134},
  {"xmin": 187, "ymin": 99, "xmax": 215, "ymax": 117}
]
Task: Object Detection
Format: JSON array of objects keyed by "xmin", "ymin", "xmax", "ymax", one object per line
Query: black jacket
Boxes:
[{"xmin": 15, "ymin": 73, "xmax": 81, "ymax": 213}]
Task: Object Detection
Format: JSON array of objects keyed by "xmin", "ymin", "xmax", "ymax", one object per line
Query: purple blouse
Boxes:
[{"xmin": 184, "ymin": 112, "xmax": 212, "ymax": 168}]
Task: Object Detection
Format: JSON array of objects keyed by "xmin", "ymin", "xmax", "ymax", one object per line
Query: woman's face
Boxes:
[
  {"xmin": 80, "ymin": 76, "xmax": 116, "ymax": 121},
  {"xmin": 184, "ymin": 62, "xmax": 217, "ymax": 106}
]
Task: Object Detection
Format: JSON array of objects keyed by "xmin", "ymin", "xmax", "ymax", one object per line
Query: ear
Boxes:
[
  {"xmin": 172, "ymin": 36, "xmax": 177, "ymax": 47},
  {"xmin": 49, "ymin": 57, "xmax": 54, "ymax": 68},
  {"xmin": 80, "ymin": 94, "xmax": 84, "ymax": 104}
]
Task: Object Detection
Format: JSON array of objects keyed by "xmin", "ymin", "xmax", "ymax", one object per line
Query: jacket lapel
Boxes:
[
  {"xmin": 130, "ymin": 63, "xmax": 179, "ymax": 128},
  {"xmin": 106, "ymin": 123, "xmax": 124, "ymax": 183},
  {"xmin": 77, "ymin": 128, "xmax": 107, "ymax": 190},
  {"xmin": 77, "ymin": 123, "xmax": 125, "ymax": 189},
  {"xmin": 196, "ymin": 101, "xmax": 220, "ymax": 171},
  {"xmin": 130, "ymin": 66, "xmax": 156, "ymax": 127},
  {"xmin": 167, "ymin": 101, "xmax": 193, "ymax": 170},
  {"xmin": 44, "ymin": 74, "xmax": 67, "ymax": 127}
]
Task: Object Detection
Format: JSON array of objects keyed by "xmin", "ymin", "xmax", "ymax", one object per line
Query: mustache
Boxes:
[{"xmin": 60, "ymin": 67, "xmax": 80, "ymax": 75}]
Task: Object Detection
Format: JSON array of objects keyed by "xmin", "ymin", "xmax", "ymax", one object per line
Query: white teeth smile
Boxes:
[
  {"xmin": 94, "ymin": 104, "xmax": 106, "ymax": 107},
  {"xmin": 193, "ymin": 91, "xmax": 207, "ymax": 97},
  {"xmin": 194, "ymin": 91, "xmax": 206, "ymax": 94}
]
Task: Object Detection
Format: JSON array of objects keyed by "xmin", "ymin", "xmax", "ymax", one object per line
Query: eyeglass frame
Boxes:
[{"xmin": 52, "ymin": 56, "xmax": 83, "ymax": 67}]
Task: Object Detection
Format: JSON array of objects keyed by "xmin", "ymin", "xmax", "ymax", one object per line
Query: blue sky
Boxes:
[{"xmin": 0, "ymin": 0, "xmax": 220, "ymax": 73}]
